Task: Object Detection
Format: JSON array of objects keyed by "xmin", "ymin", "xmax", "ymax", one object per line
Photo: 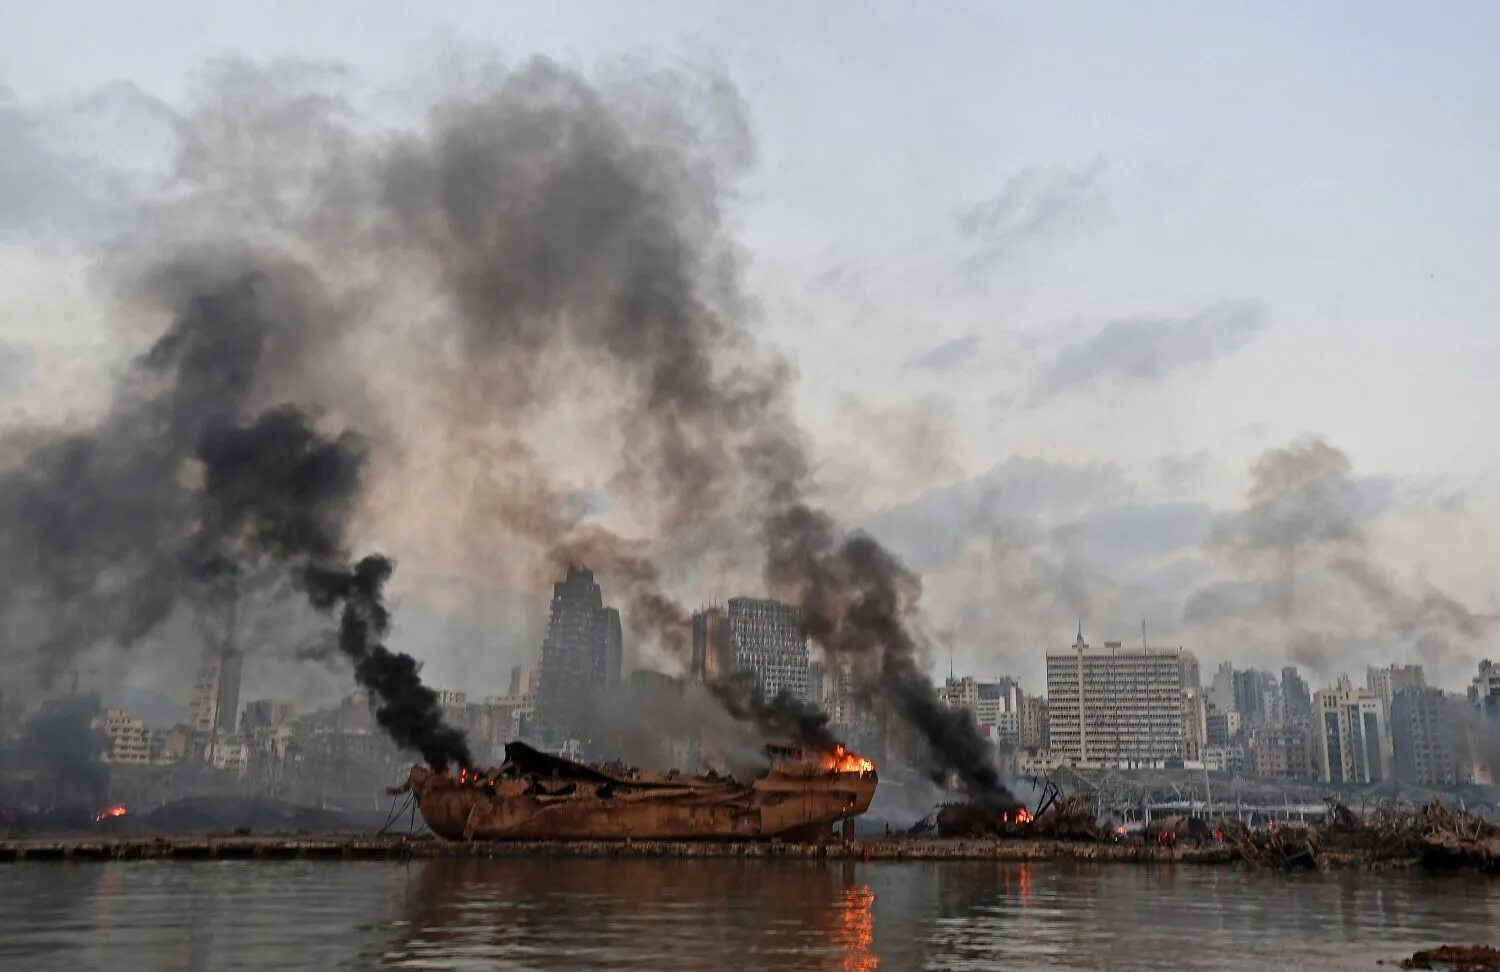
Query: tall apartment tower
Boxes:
[
  {"xmin": 723, "ymin": 596, "xmax": 811, "ymax": 702},
  {"xmin": 535, "ymin": 567, "xmax": 624, "ymax": 749},
  {"xmin": 1367, "ymin": 664, "xmax": 1426, "ymax": 719},
  {"xmin": 939, "ymin": 676, "xmax": 1023, "ymax": 747},
  {"xmin": 1312, "ymin": 681, "xmax": 1388, "ymax": 784},
  {"xmin": 1045, "ymin": 628, "xmax": 1186, "ymax": 767},
  {"xmin": 690, "ymin": 605, "xmax": 730, "ymax": 684},
  {"xmin": 1281, "ymin": 666, "xmax": 1312, "ymax": 723},
  {"xmin": 1471, "ymin": 660, "xmax": 1500, "ymax": 723},
  {"xmin": 186, "ymin": 645, "xmax": 243, "ymax": 736},
  {"xmin": 1390, "ymin": 687, "xmax": 1460, "ymax": 786},
  {"xmin": 1178, "ymin": 651, "xmax": 1202, "ymax": 694}
]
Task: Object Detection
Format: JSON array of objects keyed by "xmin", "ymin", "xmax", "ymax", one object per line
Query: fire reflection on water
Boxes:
[{"xmin": 836, "ymin": 884, "xmax": 877, "ymax": 971}]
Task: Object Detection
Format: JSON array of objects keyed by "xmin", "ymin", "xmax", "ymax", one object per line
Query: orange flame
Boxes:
[
  {"xmin": 820, "ymin": 744, "xmax": 875, "ymax": 774},
  {"xmin": 94, "ymin": 804, "xmax": 127, "ymax": 822},
  {"xmin": 453, "ymin": 767, "xmax": 492, "ymax": 787}
]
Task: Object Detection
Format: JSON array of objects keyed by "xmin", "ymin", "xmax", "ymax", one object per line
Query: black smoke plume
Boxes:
[
  {"xmin": 708, "ymin": 674, "xmax": 839, "ymax": 753},
  {"xmin": 766, "ymin": 501, "xmax": 1012, "ymax": 800},
  {"xmin": 303, "ymin": 556, "xmax": 472, "ymax": 771}
]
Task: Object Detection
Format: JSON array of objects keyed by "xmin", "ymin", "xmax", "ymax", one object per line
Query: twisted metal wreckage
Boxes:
[{"xmin": 395, "ymin": 741, "xmax": 878, "ymax": 842}]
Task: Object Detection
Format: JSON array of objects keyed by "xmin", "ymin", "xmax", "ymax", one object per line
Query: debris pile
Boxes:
[
  {"xmin": 1241, "ymin": 799, "xmax": 1500, "ymax": 872},
  {"xmin": 1399, "ymin": 945, "xmax": 1500, "ymax": 971},
  {"xmin": 1029, "ymin": 796, "xmax": 1102, "ymax": 842}
]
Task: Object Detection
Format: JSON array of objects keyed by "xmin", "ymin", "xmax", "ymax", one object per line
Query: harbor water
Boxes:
[{"xmin": 0, "ymin": 857, "xmax": 1495, "ymax": 970}]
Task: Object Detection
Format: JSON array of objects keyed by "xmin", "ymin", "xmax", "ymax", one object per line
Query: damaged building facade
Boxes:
[{"xmin": 534, "ymin": 568, "xmax": 624, "ymax": 756}]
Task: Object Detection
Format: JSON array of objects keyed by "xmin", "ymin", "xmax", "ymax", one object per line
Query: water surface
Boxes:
[{"xmin": 0, "ymin": 858, "xmax": 1494, "ymax": 970}]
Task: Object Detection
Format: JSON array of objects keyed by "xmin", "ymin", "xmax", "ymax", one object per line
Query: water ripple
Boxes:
[{"xmin": 0, "ymin": 858, "xmax": 1494, "ymax": 971}]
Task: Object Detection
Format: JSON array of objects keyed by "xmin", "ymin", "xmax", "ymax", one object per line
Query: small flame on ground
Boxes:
[
  {"xmin": 94, "ymin": 804, "xmax": 127, "ymax": 822},
  {"xmin": 820, "ymin": 744, "xmax": 875, "ymax": 774}
]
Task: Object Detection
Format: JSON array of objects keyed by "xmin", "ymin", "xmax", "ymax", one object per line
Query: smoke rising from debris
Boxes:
[
  {"xmin": 765, "ymin": 504, "xmax": 1012, "ymax": 799},
  {"xmin": 2, "ymin": 55, "xmax": 1004, "ymax": 792},
  {"xmin": 708, "ymin": 674, "xmax": 840, "ymax": 753}
]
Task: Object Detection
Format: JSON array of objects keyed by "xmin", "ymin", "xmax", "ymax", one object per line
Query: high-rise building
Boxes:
[
  {"xmin": 825, "ymin": 657, "xmax": 862, "ymax": 726},
  {"xmin": 1281, "ymin": 666, "xmax": 1312, "ymax": 723},
  {"xmin": 1208, "ymin": 662, "xmax": 1236, "ymax": 714},
  {"xmin": 535, "ymin": 567, "xmax": 626, "ymax": 749},
  {"xmin": 241, "ymin": 699, "xmax": 295, "ymax": 731},
  {"xmin": 1313, "ymin": 682, "xmax": 1387, "ymax": 784},
  {"xmin": 1466, "ymin": 660, "xmax": 1499, "ymax": 723},
  {"xmin": 690, "ymin": 606, "xmax": 729, "ymax": 683},
  {"xmin": 187, "ymin": 646, "xmax": 242, "ymax": 736},
  {"xmin": 1232, "ymin": 669, "xmax": 1271, "ymax": 728},
  {"xmin": 939, "ymin": 676, "xmax": 1022, "ymax": 748},
  {"xmin": 1205, "ymin": 707, "xmax": 1240, "ymax": 747},
  {"xmin": 1368, "ymin": 664, "xmax": 1426, "ymax": 716},
  {"xmin": 1178, "ymin": 651, "xmax": 1202, "ymax": 694},
  {"xmin": 509, "ymin": 665, "xmax": 534, "ymax": 696},
  {"xmin": 722, "ymin": 596, "xmax": 811, "ymax": 702},
  {"xmin": 1182, "ymin": 692, "xmax": 1208, "ymax": 762},
  {"xmin": 94, "ymin": 707, "xmax": 151, "ymax": 765},
  {"xmin": 1045, "ymin": 629, "xmax": 1186, "ymax": 767},
  {"xmin": 1020, "ymin": 694, "xmax": 1050, "ymax": 750},
  {"xmin": 216, "ymin": 648, "xmax": 243, "ymax": 735},
  {"xmin": 1390, "ymin": 687, "xmax": 1460, "ymax": 786}
]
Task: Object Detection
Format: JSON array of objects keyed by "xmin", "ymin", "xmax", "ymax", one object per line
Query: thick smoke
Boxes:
[
  {"xmin": 765, "ymin": 503, "xmax": 1011, "ymax": 799},
  {"xmin": 370, "ymin": 60, "xmax": 1008, "ymax": 796},
  {"xmin": 6, "ymin": 56, "xmax": 1001, "ymax": 792},
  {"xmin": 0, "ymin": 246, "xmax": 470, "ymax": 767}
]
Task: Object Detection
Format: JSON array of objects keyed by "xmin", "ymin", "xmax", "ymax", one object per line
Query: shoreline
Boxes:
[{"xmin": 0, "ymin": 834, "xmax": 1416, "ymax": 867}]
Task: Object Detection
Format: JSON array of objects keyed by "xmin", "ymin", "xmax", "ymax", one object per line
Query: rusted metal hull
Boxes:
[{"xmin": 405, "ymin": 743, "xmax": 877, "ymax": 842}]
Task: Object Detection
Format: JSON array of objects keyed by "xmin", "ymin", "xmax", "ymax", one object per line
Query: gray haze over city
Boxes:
[{"xmin": 1, "ymin": 3, "xmax": 1498, "ymax": 797}]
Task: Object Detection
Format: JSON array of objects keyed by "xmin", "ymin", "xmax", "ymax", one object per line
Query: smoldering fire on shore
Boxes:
[{"xmin": 0, "ymin": 57, "xmax": 1010, "ymax": 803}]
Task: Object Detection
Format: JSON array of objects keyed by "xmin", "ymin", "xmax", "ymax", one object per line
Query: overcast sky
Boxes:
[{"xmin": 2, "ymin": 2, "xmax": 1497, "ymax": 703}]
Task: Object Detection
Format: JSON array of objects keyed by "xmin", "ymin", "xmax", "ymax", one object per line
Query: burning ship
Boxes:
[{"xmin": 400, "ymin": 740, "xmax": 878, "ymax": 842}]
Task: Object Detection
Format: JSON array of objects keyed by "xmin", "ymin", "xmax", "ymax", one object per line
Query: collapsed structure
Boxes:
[{"xmin": 399, "ymin": 741, "xmax": 877, "ymax": 841}]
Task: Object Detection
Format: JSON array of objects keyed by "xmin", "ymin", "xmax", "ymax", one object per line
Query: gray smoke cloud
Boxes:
[
  {"xmin": 1192, "ymin": 437, "xmax": 1491, "ymax": 683},
  {"xmin": 352, "ymin": 59, "xmax": 1003, "ymax": 790},
  {"xmin": 3, "ymin": 55, "xmax": 1003, "ymax": 793}
]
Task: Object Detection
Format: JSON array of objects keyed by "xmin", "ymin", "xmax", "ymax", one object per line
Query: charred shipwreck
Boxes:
[{"xmin": 400, "ymin": 741, "xmax": 878, "ymax": 842}]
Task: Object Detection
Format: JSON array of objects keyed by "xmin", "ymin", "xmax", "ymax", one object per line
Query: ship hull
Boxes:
[{"xmin": 405, "ymin": 743, "xmax": 877, "ymax": 842}]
